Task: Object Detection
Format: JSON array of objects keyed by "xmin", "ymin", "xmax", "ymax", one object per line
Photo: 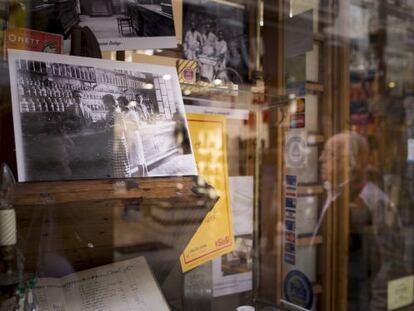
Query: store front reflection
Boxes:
[{"xmin": 315, "ymin": 131, "xmax": 406, "ymax": 311}]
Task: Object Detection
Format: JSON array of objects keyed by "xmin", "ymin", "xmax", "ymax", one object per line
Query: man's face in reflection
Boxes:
[
  {"xmin": 319, "ymin": 132, "xmax": 369, "ymax": 186},
  {"xmin": 320, "ymin": 136, "xmax": 340, "ymax": 184}
]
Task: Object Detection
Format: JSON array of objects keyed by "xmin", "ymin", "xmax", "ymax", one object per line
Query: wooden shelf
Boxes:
[
  {"xmin": 307, "ymin": 133, "xmax": 325, "ymax": 145},
  {"xmin": 306, "ymin": 82, "xmax": 325, "ymax": 93},
  {"xmin": 9, "ymin": 176, "xmax": 216, "ymax": 206},
  {"xmin": 297, "ymin": 184, "xmax": 324, "ymax": 196},
  {"xmin": 9, "ymin": 177, "xmax": 218, "ymax": 278},
  {"xmin": 297, "ymin": 235, "xmax": 323, "ymax": 247}
]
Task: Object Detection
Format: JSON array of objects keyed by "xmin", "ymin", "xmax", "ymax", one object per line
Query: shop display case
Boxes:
[{"xmin": 1, "ymin": 0, "xmax": 414, "ymax": 310}]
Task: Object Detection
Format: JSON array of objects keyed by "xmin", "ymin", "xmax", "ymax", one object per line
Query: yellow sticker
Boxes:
[
  {"xmin": 180, "ymin": 113, "xmax": 234, "ymax": 272},
  {"xmin": 388, "ymin": 275, "xmax": 414, "ymax": 310}
]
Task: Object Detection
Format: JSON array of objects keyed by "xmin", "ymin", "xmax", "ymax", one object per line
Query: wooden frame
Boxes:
[
  {"xmin": 258, "ymin": 0, "xmax": 351, "ymax": 310},
  {"xmin": 9, "ymin": 176, "xmax": 218, "ymax": 278}
]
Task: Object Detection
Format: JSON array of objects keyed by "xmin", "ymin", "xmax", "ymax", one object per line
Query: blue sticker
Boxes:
[
  {"xmin": 284, "ymin": 253, "xmax": 295, "ymax": 265},
  {"xmin": 284, "ymin": 270, "xmax": 314, "ymax": 309},
  {"xmin": 286, "ymin": 175, "xmax": 297, "ymax": 186},
  {"xmin": 285, "ymin": 197, "xmax": 297, "ymax": 209},
  {"xmin": 285, "ymin": 242, "xmax": 296, "ymax": 253},
  {"xmin": 285, "ymin": 220, "xmax": 296, "ymax": 231}
]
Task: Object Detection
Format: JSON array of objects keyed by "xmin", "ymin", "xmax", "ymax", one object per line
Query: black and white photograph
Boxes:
[
  {"xmin": 8, "ymin": 49, "xmax": 197, "ymax": 182},
  {"xmin": 28, "ymin": 0, "xmax": 176, "ymax": 50},
  {"xmin": 221, "ymin": 236, "xmax": 253, "ymax": 275},
  {"xmin": 182, "ymin": 0, "xmax": 249, "ymax": 84},
  {"xmin": 212, "ymin": 176, "xmax": 253, "ymax": 297}
]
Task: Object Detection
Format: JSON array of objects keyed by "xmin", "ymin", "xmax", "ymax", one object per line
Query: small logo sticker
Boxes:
[{"xmin": 284, "ymin": 270, "xmax": 314, "ymax": 309}]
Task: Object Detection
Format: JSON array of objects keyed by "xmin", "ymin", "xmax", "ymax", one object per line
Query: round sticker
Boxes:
[
  {"xmin": 285, "ymin": 133, "xmax": 306, "ymax": 168},
  {"xmin": 284, "ymin": 270, "xmax": 313, "ymax": 309}
]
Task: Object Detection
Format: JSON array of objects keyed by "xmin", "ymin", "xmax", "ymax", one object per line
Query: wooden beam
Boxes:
[
  {"xmin": 297, "ymin": 235, "xmax": 323, "ymax": 247},
  {"xmin": 261, "ymin": 0, "xmax": 287, "ymax": 304}
]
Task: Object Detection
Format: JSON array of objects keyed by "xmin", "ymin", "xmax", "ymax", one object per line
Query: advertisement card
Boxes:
[
  {"xmin": 182, "ymin": 0, "xmax": 248, "ymax": 83},
  {"xmin": 5, "ymin": 28, "xmax": 63, "ymax": 54},
  {"xmin": 180, "ymin": 113, "xmax": 234, "ymax": 272}
]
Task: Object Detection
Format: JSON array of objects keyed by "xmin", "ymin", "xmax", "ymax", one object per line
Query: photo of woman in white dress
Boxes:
[
  {"xmin": 118, "ymin": 96, "xmax": 148, "ymax": 177},
  {"xmin": 103, "ymin": 94, "xmax": 131, "ymax": 178}
]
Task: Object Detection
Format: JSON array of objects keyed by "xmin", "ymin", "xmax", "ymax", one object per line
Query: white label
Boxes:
[
  {"xmin": 408, "ymin": 139, "xmax": 414, "ymax": 162},
  {"xmin": 388, "ymin": 275, "xmax": 414, "ymax": 310}
]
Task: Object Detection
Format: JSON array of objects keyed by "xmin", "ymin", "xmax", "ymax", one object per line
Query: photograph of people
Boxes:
[
  {"xmin": 103, "ymin": 94, "xmax": 131, "ymax": 178},
  {"xmin": 64, "ymin": 90, "xmax": 93, "ymax": 131},
  {"xmin": 183, "ymin": 21, "xmax": 202, "ymax": 60},
  {"xmin": 183, "ymin": 0, "xmax": 248, "ymax": 84},
  {"xmin": 118, "ymin": 96, "xmax": 148, "ymax": 176},
  {"xmin": 31, "ymin": 0, "xmax": 176, "ymax": 50},
  {"xmin": 9, "ymin": 51, "xmax": 197, "ymax": 182},
  {"xmin": 214, "ymin": 30, "xmax": 228, "ymax": 81}
]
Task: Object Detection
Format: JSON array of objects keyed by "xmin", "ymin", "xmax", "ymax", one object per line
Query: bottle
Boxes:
[
  {"xmin": 24, "ymin": 288, "xmax": 36, "ymax": 311},
  {"xmin": 0, "ymin": 164, "xmax": 18, "ymax": 289},
  {"xmin": 8, "ymin": 0, "xmax": 27, "ymax": 29},
  {"xmin": 19, "ymin": 98, "xmax": 28, "ymax": 112},
  {"xmin": 24, "ymin": 279, "xmax": 38, "ymax": 311}
]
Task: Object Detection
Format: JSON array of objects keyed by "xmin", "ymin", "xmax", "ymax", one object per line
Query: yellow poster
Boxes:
[{"xmin": 180, "ymin": 113, "xmax": 234, "ymax": 272}]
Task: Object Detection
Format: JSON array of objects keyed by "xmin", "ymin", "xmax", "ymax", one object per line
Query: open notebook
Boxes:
[{"xmin": 33, "ymin": 257, "xmax": 170, "ymax": 311}]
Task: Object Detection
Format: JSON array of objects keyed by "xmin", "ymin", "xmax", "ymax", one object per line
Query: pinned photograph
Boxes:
[
  {"xmin": 182, "ymin": 0, "xmax": 249, "ymax": 84},
  {"xmin": 28, "ymin": 0, "xmax": 176, "ymax": 50},
  {"xmin": 8, "ymin": 49, "xmax": 197, "ymax": 182},
  {"xmin": 212, "ymin": 176, "xmax": 253, "ymax": 297}
]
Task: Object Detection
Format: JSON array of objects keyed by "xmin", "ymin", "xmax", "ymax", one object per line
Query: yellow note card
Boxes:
[
  {"xmin": 388, "ymin": 275, "xmax": 414, "ymax": 310},
  {"xmin": 180, "ymin": 113, "xmax": 234, "ymax": 272}
]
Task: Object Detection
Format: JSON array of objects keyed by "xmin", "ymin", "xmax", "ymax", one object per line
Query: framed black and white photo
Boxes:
[
  {"xmin": 8, "ymin": 49, "xmax": 197, "ymax": 182},
  {"xmin": 29, "ymin": 0, "xmax": 177, "ymax": 50},
  {"xmin": 182, "ymin": 0, "xmax": 249, "ymax": 84}
]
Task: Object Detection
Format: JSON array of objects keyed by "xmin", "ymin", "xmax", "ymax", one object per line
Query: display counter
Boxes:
[
  {"xmin": 140, "ymin": 121, "xmax": 177, "ymax": 167},
  {"xmin": 127, "ymin": 1, "xmax": 174, "ymax": 37}
]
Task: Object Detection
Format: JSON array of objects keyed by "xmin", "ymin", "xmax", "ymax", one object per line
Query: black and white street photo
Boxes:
[
  {"xmin": 29, "ymin": 0, "xmax": 176, "ymax": 50},
  {"xmin": 8, "ymin": 50, "xmax": 197, "ymax": 182},
  {"xmin": 183, "ymin": 0, "xmax": 249, "ymax": 84}
]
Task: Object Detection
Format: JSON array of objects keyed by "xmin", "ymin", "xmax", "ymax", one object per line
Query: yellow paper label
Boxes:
[
  {"xmin": 388, "ymin": 275, "xmax": 414, "ymax": 310},
  {"xmin": 180, "ymin": 113, "xmax": 234, "ymax": 272}
]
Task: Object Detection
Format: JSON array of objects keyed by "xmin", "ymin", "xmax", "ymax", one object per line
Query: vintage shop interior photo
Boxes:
[{"xmin": 0, "ymin": 0, "xmax": 414, "ymax": 310}]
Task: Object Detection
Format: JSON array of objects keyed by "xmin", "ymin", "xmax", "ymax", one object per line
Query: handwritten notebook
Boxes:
[{"xmin": 33, "ymin": 257, "xmax": 170, "ymax": 311}]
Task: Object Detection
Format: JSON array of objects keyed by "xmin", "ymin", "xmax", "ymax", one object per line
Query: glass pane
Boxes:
[{"xmin": 0, "ymin": 0, "xmax": 413, "ymax": 310}]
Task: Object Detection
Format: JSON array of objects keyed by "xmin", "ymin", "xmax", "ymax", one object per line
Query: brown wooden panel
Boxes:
[{"xmin": 11, "ymin": 177, "xmax": 218, "ymax": 280}]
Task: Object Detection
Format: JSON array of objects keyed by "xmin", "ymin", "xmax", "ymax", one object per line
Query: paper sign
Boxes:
[
  {"xmin": 285, "ymin": 130, "xmax": 307, "ymax": 168},
  {"xmin": 180, "ymin": 113, "xmax": 234, "ymax": 272},
  {"xmin": 212, "ymin": 176, "xmax": 253, "ymax": 297},
  {"xmin": 388, "ymin": 275, "xmax": 414, "ymax": 310},
  {"xmin": 5, "ymin": 28, "xmax": 63, "ymax": 54},
  {"xmin": 408, "ymin": 138, "xmax": 414, "ymax": 162}
]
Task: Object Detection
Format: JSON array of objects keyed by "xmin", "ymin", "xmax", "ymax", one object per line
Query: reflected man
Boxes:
[{"xmin": 316, "ymin": 131, "xmax": 405, "ymax": 311}]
